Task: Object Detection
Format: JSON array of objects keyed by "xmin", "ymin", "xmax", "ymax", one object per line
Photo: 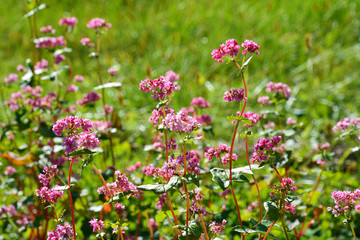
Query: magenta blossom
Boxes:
[
  {"xmin": 139, "ymin": 75, "xmax": 180, "ymax": 100},
  {"xmin": 266, "ymin": 81, "xmax": 291, "ymax": 98},
  {"xmin": 77, "ymin": 91, "xmax": 102, "ymax": 105},
  {"xmin": 40, "ymin": 25, "xmax": 55, "ymax": 34},
  {"xmin": 89, "ymin": 219, "xmax": 104, "ymax": 233},
  {"xmin": 87, "ymin": 18, "xmax": 111, "ymax": 30},
  {"xmin": 59, "ymin": 17, "xmax": 78, "ymax": 28},
  {"xmin": 241, "ymin": 39, "xmax": 260, "ymax": 55},
  {"xmin": 224, "ymin": 88, "xmax": 247, "ymax": 103},
  {"xmin": 191, "ymin": 97, "xmax": 211, "ymax": 108},
  {"xmin": 4, "ymin": 73, "xmax": 18, "ymax": 84}
]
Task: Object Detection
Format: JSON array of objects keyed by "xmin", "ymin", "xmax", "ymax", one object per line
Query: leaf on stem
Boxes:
[
  {"xmin": 23, "ymin": 4, "xmax": 47, "ymax": 18},
  {"xmin": 264, "ymin": 201, "xmax": 280, "ymax": 221},
  {"xmin": 137, "ymin": 176, "xmax": 182, "ymax": 194},
  {"xmin": 210, "ymin": 168, "xmax": 250, "ymax": 191},
  {"xmin": 93, "ymin": 82, "xmax": 122, "ymax": 90}
]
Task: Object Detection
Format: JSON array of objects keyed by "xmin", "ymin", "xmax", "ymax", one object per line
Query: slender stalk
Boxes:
[
  {"xmin": 349, "ymin": 221, "xmax": 357, "ymax": 240},
  {"xmin": 68, "ymin": 158, "xmax": 77, "ymax": 239},
  {"xmin": 262, "ymin": 217, "xmax": 279, "ymax": 240},
  {"xmin": 230, "ymin": 182, "xmax": 242, "ymax": 226},
  {"xmin": 280, "ymin": 216, "xmax": 290, "ymax": 240}
]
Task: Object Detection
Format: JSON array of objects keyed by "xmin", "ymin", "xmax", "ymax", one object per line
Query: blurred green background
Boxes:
[{"xmin": 1, "ymin": 0, "xmax": 359, "ymax": 133}]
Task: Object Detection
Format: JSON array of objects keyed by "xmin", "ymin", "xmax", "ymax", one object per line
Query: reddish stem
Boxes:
[
  {"xmin": 230, "ymin": 182, "xmax": 243, "ymax": 226},
  {"xmin": 246, "ymin": 135, "xmax": 262, "ymax": 219},
  {"xmin": 262, "ymin": 217, "xmax": 279, "ymax": 240},
  {"xmin": 68, "ymin": 158, "xmax": 77, "ymax": 239}
]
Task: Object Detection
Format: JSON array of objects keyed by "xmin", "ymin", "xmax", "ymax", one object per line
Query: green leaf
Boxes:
[
  {"xmin": 80, "ymin": 155, "xmax": 94, "ymax": 176},
  {"xmin": 264, "ymin": 201, "xmax": 280, "ymax": 221},
  {"xmin": 233, "ymin": 218, "xmax": 280, "ymax": 239},
  {"xmin": 182, "ymin": 174, "xmax": 200, "ymax": 187},
  {"xmin": 38, "ymin": 122, "xmax": 56, "ymax": 138},
  {"xmin": 137, "ymin": 176, "xmax": 181, "ymax": 194},
  {"xmin": 210, "ymin": 168, "xmax": 230, "ymax": 191},
  {"xmin": 54, "ymin": 48, "xmax": 72, "ymax": 55},
  {"xmin": 240, "ymin": 56, "xmax": 253, "ymax": 75},
  {"xmin": 156, "ymin": 99, "xmax": 169, "ymax": 109},
  {"xmin": 188, "ymin": 220, "xmax": 203, "ymax": 236},
  {"xmin": 93, "ymin": 82, "xmax": 122, "ymax": 90},
  {"xmin": 156, "ymin": 209, "xmax": 179, "ymax": 223},
  {"xmin": 227, "ymin": 115, "xmax": 252, "ymax": 125},
  {"xmin": 106, "ymin": 190, "xmax": 138, "ymax": 204},
  {"xmin": 23, "ymin": 4, "xmax": 47, "ymax": 18},
  {"xmin": 52, "ymin": 185, "xmax": 70, "ymax": 191},
  {"xmin": 68, "ymin": 148, "xmax": 99, "ymax": 157}
]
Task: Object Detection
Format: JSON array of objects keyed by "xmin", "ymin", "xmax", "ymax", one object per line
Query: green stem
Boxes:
[
  {"xmin": 350, "ymin": 221, "xmax": 357, "ymax": 240},
  {"xmin": 280, "ymin": 215, "xmax": 290, "ymax": 240}
]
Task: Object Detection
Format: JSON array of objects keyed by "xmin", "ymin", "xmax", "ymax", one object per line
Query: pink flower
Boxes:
[
  {"xmin": 4, "ymin": 73, "xmax": 18, "ymax": 83},
  {"xmin": 286, "ymin": 117, "xmax": 297, "ymax": 125},
  {"xmin": 35, "ymin": 36, "xmax": 66, "ymax": 48},
  {"xmin": 165, "ymin": 70, "xmax": 180, "ymax": 82},
  {"xmin": 108, "ymin": 68, "xmax": 118, "ymax": 77},
  {"xmin": 139, "ymin": 75, "xmax": 180, "ymax": 100},
  {"xmin": 89, "ymin": 219, "xmax": 104, "ymax": 232},
  {"xmin": 40, "ymin": 25, "xmax": 55, "ymax": 34},
  {"xmin": 266, "ymin": 81, "xmax": 291, "ymax": 98},
  {"xmin": 209, "ymin": 219, "xmax": 226, "ymax": 234},
  {"xmin": 74, "ymin": 75, "xmax": 84, "ymax": 82},
  {"xmin": 47, "ymin": 222, "xmax": 74, "ymax": 239},
  {"xmin": 66, "ymin": 85, "xmax": 77, "ymax": 93},
  {"xmin": 59, "ymin": 17, "xmax": 78, "ymax": 28},
  {"xmin": 80, "ymin": 38, "xmax": 95, "ymax": 47},
  {"xmin": 54, "ymin": 54, "xmax": 65, "ymax": 64},
  {"xmin": 264, "ymin": 121, "xmax": 275, "ymax": 129},
  {"xmin": 17, "ymin": 65, "xmax": 26, "ymax": 72},
  {"xmin": 191, "ymin": 97, "xmax": 211, "ymax": 108},
  {"xmin": 35, "ymin": 59, "xmax": 48, "ymax": 70},
  {"xmin": 224, "ymin": 89, "xmax": 247, "ymax": 103},
  {"xmin": 77, "ymin": 92, "xmax": 102, "ymax": 105},
  {"xmin": 257, "ymin": 96, "xmax": 270, "ymax": 107},
  {"xmin": 241, "ymin": 39, "xmax": 260, "ymax": 55},
  {"xmin": 4, "ymin": 166, "xmax": 16, "ymax": 175},
  {"xmin": 87, "ymin": 18, "xmax": 111, "ymax": 30}
]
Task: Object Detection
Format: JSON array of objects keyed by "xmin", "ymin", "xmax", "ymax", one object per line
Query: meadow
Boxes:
[{"xmin": 1, "ymin": 0, "xmax": 360, "ymax": 239}]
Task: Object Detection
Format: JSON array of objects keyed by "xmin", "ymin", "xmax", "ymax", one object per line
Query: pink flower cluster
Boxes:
[
  {"xmin": 52, "ymin": 116, "xmax": 99, "ymax": 155},
  {"xmin": 4, "ymin": 166, "xmax": 16, "ymax": 175},
  {"xmin": 89, "ymin": 219, "xmax": 104, "ymax": 233},
  {"xmin": 87, "ymin": 18, "xmax": 111, "ymax": 30},
  {"xmin": 191, "ymin": 97, "xmax": 211, "ymax": 108},
  {"xmin": 47, "ymin": 222, "xmax": 74, "ymax": 240},
  {"xmin": 286, "ymin": 117, "xmax": 297, "ymax": 125},
  {"xmin": 54, "ymin": 54, "xmax": 65, "ymax": 64},
  {"xmin": 7, "ymin": 86, "xmax": 57, "ymax": 112},
  {"xmin": 0, "ymin": 205, "xmax": 17, "ymax": 217},
  {"xmin": 139, "ymin": 75, "xmax": 180, "ymax": 100},
  {"xmin": 266, "ymin": 82, "xmax": 291, "ymax": 99},
  {"xmin": 35, "ymin": 59, "xmax": 48, "ymax": 71},
  {"xmin": 162, "ymin": 111, "xmax": 201, "ymax": 133},
  {"xmin": 328, "ymin": 189, "xmax": 360, "ymax": 217},
  {"xmin": 148, "ymin": 107, "xmax": 174, "ymax": 127},
  {"xmin": 332, "ymin": 118, "xmax": 360, "ymax": 132},
  {"xmin": 211, "ymin": 39, "xmax": 240, "ymax": 63},
  {"xmin": 59, "ymin": 17, "xmax": 78, "ymax": 28},
  {"xmin": 205, "ymin": 144, "xmax": 238, "ymax": 166},
  {"xmin": 4, "ymin": 73, "xmax": 18, "ymax": 83},
  {"xmin": 211, "ymin": 39, "xmax": 259, "ymax": 63},
  {"xmin": 165, "ymin": 70, "xmax": 179, "ymax": 82},
  {"xmin": 315, "ymin": 142, "xmax": 330, "ymax": 151},
  {"xmin": 125, "ymin": 161, "xmax": 142, "ymax": 174},
  {"xmin": 280, "ymin": 178, "xmax": 297, "ymax": 192},
  {"xmin": 257, "ymin": 96, "xmax": 270, "ymax": 107},
  {"xmin": 80, "ymin": 38, "xmax": 95, "ymax": 47},
  {"xmin": 155, "ymin": 193, "xmax": 167, "ymax": 210},
  {"xmin": 108, "ymin": 68, "xmax": 118, "ymax": 77},
  {"xmin": 241, "ymin": 39, "xmax": 260, "ymax": 55},
  {"xmin": 74, "ymin": 75, "xmax": 84, "ymax": 82},
  {"xmin": 92, "ymin": 120, "xmax": 113, "ymax": 133},
  {"xmin": 40, "ymin": 25, "xmax": 55, "ymax": 34},
  {"xmin": 209, "ymin": 219, "xmax": 227, "ymax": 234},
  {"xmin": 283, "ymin": 202, "xmax": 296, "ymax": 214},
  {"xmin": 115, "ymin": 203, "xmax": 127, "ymax": 216},
  {"xmin": 36, "ymin": 186, "xmax": 64, "ymax": 204},
  {"xmin": 97, "ymin": 171, "xmax": 140, "ymax": 198},
  {"xmin": 251, "ymin": 136, "xmax": 282, "ymax": 163},
  {"xmin": 245, "ymin": 201, "xmax": 258, "ymax": 212},
  {"xmin": 224, "ymin": 88, "xmax": 247, "ymax": 103},
  {"xmin": 233, "ymin": 111, "xmax": 259, "ymax": 127},
  {"xmin": 35, "ymin": 36, "xmax": 66, "ymax": 48},
  {"xmin": 76, "ymin": 91, "xmax": 102, "ymax": 105},
  {"xmin": 39, "ymin": 165, "xmax": 58, "ymax": 186}
]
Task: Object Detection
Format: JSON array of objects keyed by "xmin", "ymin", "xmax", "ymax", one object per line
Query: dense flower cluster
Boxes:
[
  {"xmin": 47, "ymin": 222, "xmax": 74, "ymax": 240},
  {"xmin": 266, "ymin": 82, "xmax": 291, "ymax": 99},
  {"xmin": 232, "ymin": 111, "xmax": 259, "ymax": 127},
  {"xmin": 54, "ymin": 54, "xmax": 65, "ymax": 64},
  {"xmin": 80, "ymin": 38, "xmax": 94, "ymax": 47},
  {"xmin": 283, "ymin": 202, "xmax": 296, "ymax": 214},
  {"xmin": 162, "ymin": 111, "xmax": 201, "ymax": 133},
  {"xmin": 332, "ymin": 118, "xmax": 360, "ymax": 132},
  {"xmin": 241, "ymin": 39, "xmax": 260, "ymax": 55},
  {"xmin": 205, "ymin": 144, "xmax": 238, "ymax": 166},
  {"xmin": 148, "ymin": 107, "xmax": 175, "ymax": 127},
  {"xmin": 59, "ymin": 17, "xmax": 78, "ymax": 28},
  {"xmin": 97, "ymin": 171, "xmax": 140, "ymax": 198},
  {"xmin": 52, "ymin": 116, "xmax": 99, "ymax": 155},
  {"xmin": 89, "ymin": 219, "xmax": 104, "ymax": 232},
  {"xmin": 40, "ymin": 25, "xmax": 55, "ymax": 34},
  {"xmin": 39, "ymin": 165, "xmax": 58, "ymax": 186},
  {"xmin": 165, "ymin": 70, "xmax": 179, "ymax": 82},
  {"xmin": 4, "ymin": 73, "xmax": 18, "ymax": 84},
  {"xmin": 139, "ymin": 75, "xmax": 180, "ymax": 100},
  {"xmin": 211, "ymin": 39, "xmax": 259, "ymax": 62},
  {"xmin": 76, "ymin": 91, "xmax": 102, "ymax": 105},
  {"xmin": 224, "ymin": 89, "xmax": 247, "ymax": 103},
  {"xmin": 251, "ymin": 136, "xmax": 282, "ymax": 163},
  {"xmin": 286, "ymin": 117, "xmax": 297, "ymax": 125},
  {"xmin": 281, "ymin": 178, "xmax": 298, "ymax": 192},
  {"xmin": 115, "ymin": 203, "xmax": 127, "ymax": 216},
  {"xmin": 4, "ymin": 166, "xmax": 16, "ymax": 175},
  {"xmin": 0, "ymin": 205, "xmax": 17, "ymax": 217},
  {"xmin": 209, "ymin": 219, "xmax": 227, "ymax": 234},
  {"xmin": 36, "ymin": 186, "xmax": 64, "ymax": 204},
  {"xmin": 191, "ymin": 97, "xmax": 211, "ymax": 108},
  {"xmin": 327, "ymin": 189, "xmax": 360, "ymax": 217},
  {"xmin": 35, "ymin": 36, "xmax": 66, "ymax": 48},
  {"xmin": 6, "ymin": 85, "xmax": 57, "ymax": 112},
  {"xmin": 257, "ymin": 96, "xmax": 270, "ymax": 107},
  {"xmin": 87, "ymin": 18, "xmax": 111, "ymax": 30}
]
